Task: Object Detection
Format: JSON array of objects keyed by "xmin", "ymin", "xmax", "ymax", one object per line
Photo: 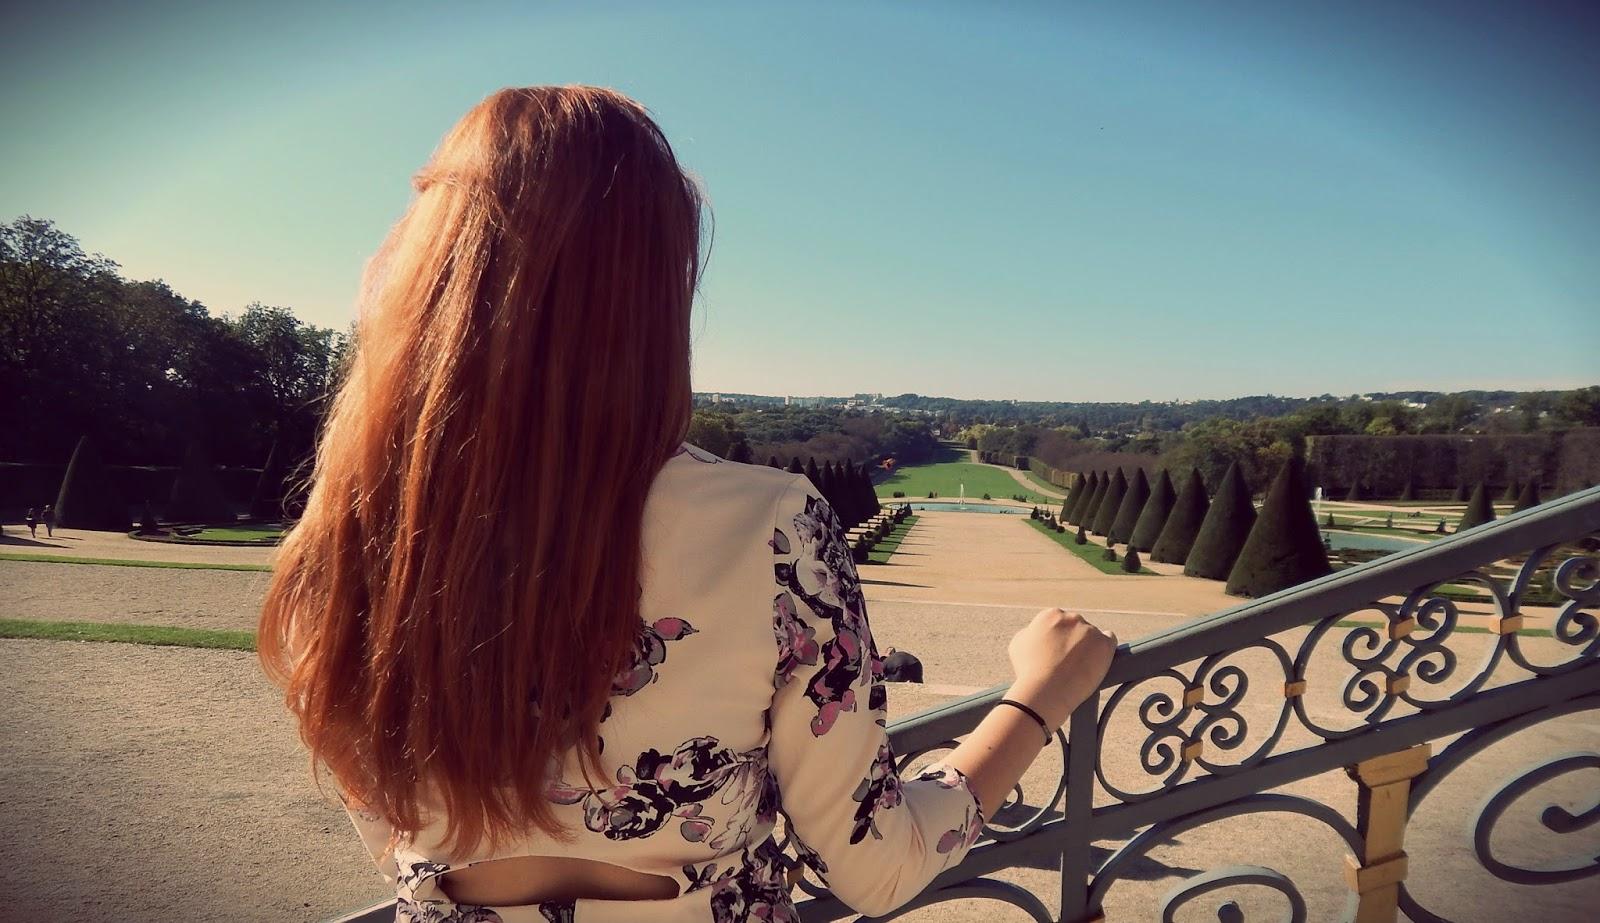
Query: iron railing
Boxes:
[
  {"xmin": 327, "ymin": 485, "xmax": 1600, "ymax": 923},
  {"xmin": 795, "ymin": 484, "xmax": 1600, "ymax": 922}
]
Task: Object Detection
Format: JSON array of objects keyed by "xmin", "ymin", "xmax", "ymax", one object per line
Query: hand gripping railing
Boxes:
[{"xmin": 795, "ymin": 484, "xmax": 1600, "ymax": 923}]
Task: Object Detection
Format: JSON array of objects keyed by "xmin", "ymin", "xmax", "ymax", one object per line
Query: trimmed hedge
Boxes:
[
  {"xmin": 1068, "ymin": 471, "xmax": 1101, "ymax": 526},
  {"xmin": 1457, "ymin": 483, "xmax": 1496, "ymax": 532},
  {"xmin": 1091, "ymin": 468, "xmax": 1128, "ymax": 537},
  {"xmin": 1151, "ymin": 468, "xmax": 1209, "ymax": 565},
  {"xmin": 54, "ymin": 436, "xmax": 129, "ymax": 530},
  {"xmin": 1130, "ymin": 468, "xmax": 1176, "ymax": 552},
  {"xmin": 1225, "ymin": 456, "xmax": 1331, "ymax": 598},
  {"xmin": 1184, "ymin": 462, "xmax": 1256, "ymax": 580},
  {"xmin": 1108, "ymin": 467, "xmax": 1150, "ymax": 546}
]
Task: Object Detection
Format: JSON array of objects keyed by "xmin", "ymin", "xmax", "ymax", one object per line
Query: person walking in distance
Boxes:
[
  {"xmin": 24, "ymin": 507, "xmax": 37, "ymax": 538},
  {"xmin": 41, "ymin": 504, "xmax": 56, "ymax": 538}
]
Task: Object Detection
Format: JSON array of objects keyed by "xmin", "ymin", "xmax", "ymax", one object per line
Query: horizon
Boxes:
[{"xmin": 4, "ymin": 1, "xmax": 1597, "ymax": 401}]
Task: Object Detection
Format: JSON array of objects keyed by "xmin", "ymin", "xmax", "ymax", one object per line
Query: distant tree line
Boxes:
[
  {"xmin": 1, "ymin": 217, "xmax": 349, "ymax": 489},
  {"xmin": 686, "ymin": 405, "xmax": 939, "ymax": 469}
]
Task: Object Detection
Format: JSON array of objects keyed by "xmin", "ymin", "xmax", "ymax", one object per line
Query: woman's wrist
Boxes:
[{"xmin": 1002, "ymin": 677, "xmax": 1073, "ymax": 732}]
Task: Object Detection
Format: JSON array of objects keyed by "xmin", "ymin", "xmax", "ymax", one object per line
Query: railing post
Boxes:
[
  {"xmin": 1344, "ymin": 743, "xmax": 1431, "ymax": 923},
  {"xmin": 1059, "ymin": 700, "xmax": 1102, "ymax": 922}
]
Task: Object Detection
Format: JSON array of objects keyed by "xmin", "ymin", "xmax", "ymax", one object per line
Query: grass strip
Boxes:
[
  {"xmin": 0, "ymin": 552, "xmax": 271, "ymax": 572},
  {"xmin": 1019, "ymin": 468, "xmax": 1069, "ymax": 499},
  {"xmin": 0, "ymin": 618, "xmax": 257, "ymax": 651},
  {"xmin": 1026, "ymin": 518, "xmax": 1158, "ymax": 575},
  {"xmin": 866, "ymin": 516, "xmax": 919, "ymax": 565}
]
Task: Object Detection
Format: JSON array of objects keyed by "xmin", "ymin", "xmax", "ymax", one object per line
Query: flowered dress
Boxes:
[{"xmin": 340, "ymin": 444, "xmax": 984, "ymax": 922}]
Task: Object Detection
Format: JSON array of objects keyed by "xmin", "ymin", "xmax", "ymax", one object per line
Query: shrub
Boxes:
[
  {"xmin": 1325, "ymin": 512, "xmax": 1335, "ymax": 528},
  {"xmin": 1385, "ymin": 512, "xmax": 1394, "ymax": 528},
  {"xmin": 1398, "ymin": 480, "xmax": 1417, "ymax": 501},
  {"xmin": 893, "ymin": 491, "xmax": 905, "ymax": 498},
  {"xmin": 1452, "ymin": 483, "xmax": 1469, "ymax": 501},
  {"xmin": 1457, "ymin": 482, "xmax": 1496, "ymax": 532},
  {"xmin": 1184, "ymin": 462, "xmax": 1256, "ymax": 580},
  {"xmin": 1500, "ymin": 481, "xmax": 1520, "ymax": 503},
  {"xmin": 1122, "ymin": 545, "xmax": 1142, "ymax": 573},
  {"xmin": 1067, "ymin": 471, "xmax": 1101, "ymax": 526},
  {"xmin": 1091, "ymin": 468, "xmax": 1128, "ymax": 536},
  {"xmin": 1130, "ymin": 469, "xmax": 1177, "ymax": 552},
  {"xmin": 1344, "ymin": 481, "xmax": 1366, "ymax": 502},
  {"xmin": 1075, "ymin": 524, "xmax": 1088, "ymax": 545},
  {"xmin": 768, "ymin": 455, "xmax": 783, "ymax": 468},
  {"xmin": 787, "ymin": 457, "xmax": 804, "ymax": 475},
  {"xmin": 1109, "ymin": 468, "xmax": 1150, "ymax": 546},
  {"xmin": 1224, "ymin": 456, "xmax": 1331, "ymax": 598},
  {"xmin": 1102, "ymin": 546, "xmax": 1117, "ymax": 562},
  {"xmin": 1512, "ymin": 481, "xmax": 1541, "ymax": 513},
  {"xmin": 927, "ymin": 491, "xmax": 936, "ymax": 499},
  {"xmin": 136, "ymin": 500, "xmax": 161, "ymax": 535},
  {"xmin": 1151, "ymin": 468, "xmax": 1210, "ymax": 565},
  {"xmin": 54, "ymin": 435, "xmax": 129, "ymax": 530},
  {"xmin": 982, "ymin": 492, "xmax": 992, "ymax": 500},
  {"xmin": 1435, "ymin": 519, "xmax": 1446, "ymax": 534},
  {"xmin": 1055, "ymin": 522, "xmax": 1065, "ymax": 533}
]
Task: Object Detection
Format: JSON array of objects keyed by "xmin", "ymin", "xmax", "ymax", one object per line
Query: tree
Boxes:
[
  {"xmin": 1122, "ymin": 544, "xmax": 1142, "ymax": 573},
  {"xmin": 1500, "ymin": 481, "xmax": 1520, "ymax": 503},
  {"xmin": 1152, "ymin": 468, "xmax": 1209, "ymax": 564},
  {"xmin": 168, "ymin": 438, "xmax": 232, "ymax": 523},
  {"xmin": 53, "ymin": 435, "xmax": 127, "ymax": 530},
  {"xmin": 805, "ymin": 457, "xmax": 822, "ymax": 486},
  {"xmin": 726, "ymin": 440, "xmax": 754, "ymax": 464},
  {"xmin": 1457, "ymin": 483, "xmax": 1496, "ymax": 532},
  {"xmin": 857, "ymin": 463, "xmax": 881, "ymax": 520},
  {"xmin": 1091, "ymin": 468, "xmax": 1128, "ymax": 537},
  {"xmin": 1108, "ymin": 468, "xmax": 1150, "ymax": 545},
  {"xmin": 767, "ymin": 455, "xmax": 782, "ymax": 468},
  {"xmin": 1130, "ymin": 469, "xmax": 1177, "ymax": 552},
  {"xmin": 1452, "ymin": 483, "xmax": 1469, "ymax": 502},
  {"xmin": 1059, "ymin": 472, "xmax": 1082, "ymax": 520},
  {"xmin": 1067, "ymin": 471, "xmax": 1100, "ymax": 526},
  {"xmin": 787, "ymin": 457, "xmax": 804, "ymax": 475},
  {"xmin": 1184, "ymin": 462, "xmax": 1256, "ymax": 580},
  {"xmin": 1225, "ymin": 456, "xmax": 1331, "ymax": 598},
  {"xmin": 1512, "ymin": 480, "xmax": 1541, "ymax": 514},
  {"xmin": 1344, "ymin": 481, "xmax": 1366, "ymax": 502},
  {"xmin": 1398, "ymin": 479, "xmax": 1416, "ymax": 502}
]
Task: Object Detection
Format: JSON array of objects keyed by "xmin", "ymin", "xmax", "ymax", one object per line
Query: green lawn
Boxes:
[
  {"xmin": 0, "ymin": 618, "xmax": 257, "ymax": 651},
  {"xmin": 1026, "ymin": 519, "xmax": 1157, "ymax": 575},
  {"xmin": 176, "ymin": 525, "xmax": 283, "ymax": 543},
  {"xmin": 877, "ymin": 451, "xmax": 1057, "ymax": 505},
  {"xmin": 0, "ymin": 552, "xmax": 271, "ymax": 572},
  {"xmin": 865, "ymin": 516, "xmax": 918, "ymax": 564}
]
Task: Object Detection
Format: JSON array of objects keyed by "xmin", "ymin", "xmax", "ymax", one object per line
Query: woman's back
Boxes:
[{"xmin": 341, "ymin": 445, "xmax": 985, "ymax": 921}]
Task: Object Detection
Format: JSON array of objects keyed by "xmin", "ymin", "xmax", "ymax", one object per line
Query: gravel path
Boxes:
[{"xmin": 3, "ymin": 560, "xmax": 270, "ymax": 631}]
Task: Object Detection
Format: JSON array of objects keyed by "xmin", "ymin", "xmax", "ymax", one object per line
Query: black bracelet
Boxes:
[{"xmin": 997, "ymin": 699, "xmax": 1053, "ymax": 745}]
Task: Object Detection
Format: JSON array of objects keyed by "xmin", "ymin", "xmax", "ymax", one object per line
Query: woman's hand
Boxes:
[{"xmin": 1005, "ymin": 608, "xmax": 1118, "ymax": 730}]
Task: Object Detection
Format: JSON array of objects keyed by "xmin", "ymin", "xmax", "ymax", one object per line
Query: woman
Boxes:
[{"xmin": 259, "ymin": 86, "xmax": 1115, "ymax": 923}]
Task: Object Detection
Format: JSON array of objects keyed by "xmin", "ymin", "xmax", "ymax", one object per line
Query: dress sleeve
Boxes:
[{"xmin": 765, "ymin": 477, "xmax": 984, "ymax": 917}]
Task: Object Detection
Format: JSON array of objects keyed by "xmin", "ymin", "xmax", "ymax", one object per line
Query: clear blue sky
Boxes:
[{"xmin": 3, "ymin": 0, "xmax": 1596, "ymax": 401}]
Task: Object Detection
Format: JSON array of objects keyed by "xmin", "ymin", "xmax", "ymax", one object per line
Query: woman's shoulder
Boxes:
[{"xmin": 650, "ymin": 444, "xmax": 809, "ymax": 530}]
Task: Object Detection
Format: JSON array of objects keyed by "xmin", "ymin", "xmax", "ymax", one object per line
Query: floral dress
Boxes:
[{"xmin": 339, "ymin": 444, "xmax": 984, "ymax": 922}]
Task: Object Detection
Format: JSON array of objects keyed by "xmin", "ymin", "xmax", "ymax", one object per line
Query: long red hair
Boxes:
[{"xmin": 258, "ymin": 86, "xmax": 704, "ymax": 855}]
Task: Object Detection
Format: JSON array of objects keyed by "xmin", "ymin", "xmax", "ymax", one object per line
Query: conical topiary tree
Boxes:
[
  {"xmin": 1224, "ymin": 456, "xmax": 1332, "ymax": 598},
  {"xmin": 249, "ymin": 440, "xmax": 285, "ymax": 521},
  {"xmin": 1130, "ymin": 469, "xmax": 1177, "ymax": 552},
  {"xmin": 858, "ymin": 463, "xmax": 881, "ymax": 520},
  {"xmin": 1074, "ymin": 471, "xmax": 1106, "ymax": 527},
  {"xmin": 820, "ymin": 462, "xmax": 843, "ymax": 523},
  {"xmin": 1152, "ymin": 468, "xmax": 1210, "ymax": 565},
  {"xmin": 1452, "ymin": 483, "xmax": 1469, "ymax": 502},
  {"xmin": 788, "ymin": 457, "xmax": 804, "ymax": 475},
  {"xmin": 1075, "ymin": 524, "xmax": 1088, "ymax": 544},
  {"xmin": 1091, "ymin": 469, "xmax": 1128, "ymax": 537},
  {"xmin": 1398, "ymin": 479, "xmax": 1417, "ymax": 502},
  {"xmin": 1344, "ymin": 481, "xmax": 1366, "ymax": 502},
  {"xmin": 1512, "ymin": 480, "xmax": 1541, "ymax": 514},
  {"xmin": 1059, "ymin": 473, "xmax": 1082, "ymax": 520},
  {"xmin": 1068, "ymin": 472, "xmax": 1101, "ymax": 526},
  {"xmin": 54, "ymin": 435, "xmax": 129, "ymax": 530},
  {"xmin": 168, "ymin": 439, "xmax": 233, "ymax": 523},
  {"xmin": 1122, "ymin": 544, "xmax": 1142, "ymax": 573},
  {"xmin": 1184, "ymin": 462, "xmax": 1256, "ymax": 580},
  {"xmin": 768, "ymin": 455, "xmax": 782, "ymax": 469},
  {"xmin": 727, "ymin": 441, "xmax": 754, "ymax": 464},
  {"xmin": 1108, "ymin": 468, "xmax": 1150, "ymax": 546},
  {"xmin": 1457, "ymin": 482, "xmax": 1496, "ymax": 532},
  {"xmin": 806, "ymin": 458, "xmax": 822, "ymax": 488},
  {"xmin": 1500, "ymin": 481, "xmax": 1520, "ymax": 503}
]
